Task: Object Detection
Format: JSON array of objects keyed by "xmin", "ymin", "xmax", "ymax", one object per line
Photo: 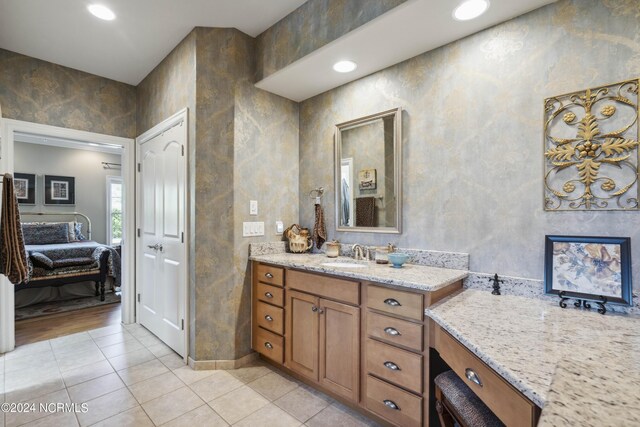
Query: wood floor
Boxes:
[{"xmin": 15, "ymin": 303, "xmax": 121, "ymax": 347}]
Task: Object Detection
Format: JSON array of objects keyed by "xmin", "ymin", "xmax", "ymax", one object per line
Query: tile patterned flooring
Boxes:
[{"xmin": 0, "ymin": 324, "xmax": 381, "ymax": 426}]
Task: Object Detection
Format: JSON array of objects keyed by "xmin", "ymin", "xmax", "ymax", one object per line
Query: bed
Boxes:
[{"xmin": 15, "ymin": 213, "xmax": 121, "ymax": 304}]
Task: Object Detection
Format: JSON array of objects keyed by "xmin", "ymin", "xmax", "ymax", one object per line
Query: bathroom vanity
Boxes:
[
  {"xmin": 250, "ymin": 253, "xmax": 471, "ymax": 426},
  {"xmin": 251, "ymin": 252, "xmax": 640, "ymax": 426}
]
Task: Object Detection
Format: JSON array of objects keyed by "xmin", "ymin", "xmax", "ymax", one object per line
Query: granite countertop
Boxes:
[
  {"xmin": 250, "ymin": 253, "xmax": 468, "ymax": 291},
  {"xmin": 427, "ymin": 289, "xmax": 640, "ymax": 424}
]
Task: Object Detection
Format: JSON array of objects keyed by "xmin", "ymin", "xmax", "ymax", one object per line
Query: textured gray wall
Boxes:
[
  {"xmin": 0, "ymin": 49, "xmax": 136, "ymax": 138},
  {"xmin": 256, "ymin": 0, "xmax": 406, "ymax": 80},
  {"xmin": 299, "ymin": 0, "xmax": 640, "ymax": 290}
]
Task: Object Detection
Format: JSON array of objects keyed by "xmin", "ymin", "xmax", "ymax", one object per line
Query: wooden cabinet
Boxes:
[
  {"xmin": 252, "ymin": 263, "xmax": 285, "ymax": 364},
  {"xmin": 285, "ymin": 288, "xmax": 360, "ymax": 403},
  {"xmin": 319, "ymin": 298, "xmax": 360, "ymax": 402},
  {"xmin": 285, "ymin": 290, "xmax": 319, "ymax": 382},
  {"xmin": 252, "ymin": 261, "xmax": 464, "ymax": 426}
]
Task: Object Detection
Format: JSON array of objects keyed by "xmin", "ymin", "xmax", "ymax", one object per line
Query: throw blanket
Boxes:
[
  {"xmin": 25, "ymin": 241, "xmax": 121, "ymax": 287},
  {"xmin": 0, "ymin": 174, "xmax": 28, "ymax": 284},
  {"xmin": 355, "ymin": 197, "xmax": 376, "ymax": 227}
]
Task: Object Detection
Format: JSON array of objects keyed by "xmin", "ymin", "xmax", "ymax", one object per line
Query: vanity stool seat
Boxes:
[{"xmin": 434, "ymin": 370, "xmax": 504, "ymax": 427}]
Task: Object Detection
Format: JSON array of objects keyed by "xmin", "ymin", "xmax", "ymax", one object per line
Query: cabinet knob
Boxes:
[
  {"xmin": 465, "ymin": 368, "xmax": 483, "ymax": 387},
  {"xmin": 383, "ymin": 400, "xmax": 400, "ymax": 411},
  {"xmin": 383, "ymin": 327, "xmax": 401, "ymax": 336},
  {"xmin": 265, "ymin": 272, "xmax": 274, "ymax": 279},
  {"xmin": 264, "ymin": 292, "xmax": 273, "ymax": 299},
  {"xmin": 318, "ymin": 308, "xmax": 324, "ymax": 314},
  {"xmin": 383, "ymin": 361, "xmax": 400, "ymax": 371},
  {"xmin": 264, "ymin": 342, "xmax": 273, "ymax": 350},
  {"xmin": 312, "ymin": 306, "xmax": 318, "ymax": 312},
  {"xmin": 264, "ymin": 315, "xmax": 273, "ymax": 322},
  {"xmin": 383, "ymin": 298, "xmax": 401, "ymax": 307}
]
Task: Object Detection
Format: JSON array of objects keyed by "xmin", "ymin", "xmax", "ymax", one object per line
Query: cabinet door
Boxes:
[
  {"xmin": 285, "ymin": 290, "xmax": 319, "ymax": 381},
  {"xmin": 319, "ymin": 298, "xmax": 360, "ymax": 402}
]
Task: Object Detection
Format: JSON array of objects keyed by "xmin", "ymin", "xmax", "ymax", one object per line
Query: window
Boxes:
[{"xmin": 107, "ymin": 176, "xmax": 123, "ymax": 245}]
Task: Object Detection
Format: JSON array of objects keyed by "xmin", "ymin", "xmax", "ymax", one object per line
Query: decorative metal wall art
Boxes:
[{"xmin": 544, "ymin": 79, "xmax": 639, "ymax": 210}]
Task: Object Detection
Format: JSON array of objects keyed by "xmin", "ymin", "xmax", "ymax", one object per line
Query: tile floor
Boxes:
[{"xmin": 0, "ymin": 323, "xmax": 381, "ymax": 426}]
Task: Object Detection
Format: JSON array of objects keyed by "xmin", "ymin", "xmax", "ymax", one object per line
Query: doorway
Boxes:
[{"xmin": 0, "ymin": 119, "xmax": 135, "ymax": 353}]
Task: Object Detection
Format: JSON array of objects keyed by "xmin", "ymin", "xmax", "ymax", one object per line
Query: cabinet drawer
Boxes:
[
  {"xmin": 367, "ymin": 285, "xmax": 423, "ymax": 321},
  {"xmin": 435, "ymin": 327, "xmax": 537, "ymax": 427},
  {"xmin": 365, "ymin": 375, "xmax": 422, "ymax": 427},
  {"xmin": 366, "ymin": 339, "xmax": 422, "ymax": 394},
  {"xmin": 256, "ymin": 282, "xmax": 284, "ymax": 307},
  {"xmin": 287, "ymin": 269, "xmax": 359, "ymax": 305},
  {"xmin": 254, "ymin": 327, "xmax": 284, "ymax": 364},
  {"xmin": 256, "ymin": 263, "xmax": 284, "ymax": 287},
  {"xmin": 366, "ymin": 311, "xmax": 423, "ymax": 351},
  {"xmin": 256, "ymin": 301, "xmax": 284, "ymax": 335}
]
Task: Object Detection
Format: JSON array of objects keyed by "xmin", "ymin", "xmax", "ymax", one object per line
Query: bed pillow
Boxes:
[
  {"xmin": 22, "ymin": 223, "xmax": 70, "ymax": 245},
  {"xmin": 75, "ymin": 222, "xmax": 87, "ymax": 241},
  {"xmin": 30, "ymin": 252, "xmax": 54, "ymax": 269}
]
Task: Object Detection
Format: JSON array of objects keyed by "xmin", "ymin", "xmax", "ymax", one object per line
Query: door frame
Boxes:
[
  {"xmin": 0, "ymin": 119, "xmax": 135, "ymax": 353},
  {"xmin": 135, "ymin": 108, "xmax": 189, "ymax": 362}
]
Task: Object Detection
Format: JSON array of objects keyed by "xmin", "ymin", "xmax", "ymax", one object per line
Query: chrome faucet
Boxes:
[{"xmin": 352, "ymin": 244, "xmax": 366, "ymax": 261}]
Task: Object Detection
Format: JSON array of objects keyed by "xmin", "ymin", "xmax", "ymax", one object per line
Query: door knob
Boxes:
[{"xmin": 147, "ymin": 244, "xmax": 159, "ymax": 251}]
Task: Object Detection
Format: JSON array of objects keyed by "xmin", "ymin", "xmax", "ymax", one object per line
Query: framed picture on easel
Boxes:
[{"xmin": 544, "ymin": 235, "xmax": 632, "ymax": 306}]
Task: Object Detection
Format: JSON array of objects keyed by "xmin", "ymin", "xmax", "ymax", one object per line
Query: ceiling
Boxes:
[
  {"xmin": 0, "ymin": 0, "xmax": 557, "ymax": 99},
  {"xmin": 0, "ymin": 0, "xmax": 307, "ymax": 85},
  {"xmin": 256, "ymin": 0, "xmax": 557, "ymax": 101}
]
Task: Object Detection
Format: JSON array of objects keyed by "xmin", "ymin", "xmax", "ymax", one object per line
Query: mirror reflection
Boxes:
[{"xmin": 335, "ymin": 108, "xmax": 401, "ymax": 233}]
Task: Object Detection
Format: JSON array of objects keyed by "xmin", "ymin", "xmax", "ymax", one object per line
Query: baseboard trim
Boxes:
[{"xmin": 188, "ymin": 351, "xmax": 258, "ymax": 370}]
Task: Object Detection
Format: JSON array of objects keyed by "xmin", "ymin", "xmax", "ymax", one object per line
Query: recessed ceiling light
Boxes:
[
  {"xmin": 453, "ymin": 0, "xmax": 489, "ymax": 21},
  {"xmin": 88, "ymin": 4, "xmax": 116, "ymax": 21},
  {"xmin": 333, "ymin": 60, "xmax": 357, "ymax": 73}
]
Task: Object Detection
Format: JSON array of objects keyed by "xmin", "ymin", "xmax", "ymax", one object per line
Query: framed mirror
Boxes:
[{"xmin": 335, "ymin": 107, "xmax": 402, "ymax": 233}]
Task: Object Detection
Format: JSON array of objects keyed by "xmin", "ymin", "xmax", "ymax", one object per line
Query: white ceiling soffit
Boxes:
[
  {"xmin": 15, "ymin": 132, "xmax": 123, "ymax": 155},
  {"xmin": 256, "ymin": 0, "xmax": 557, "ymax": 102},
  {"xmin": 0, "ymin": 0, "xmax": 306, "ymax": 85}
]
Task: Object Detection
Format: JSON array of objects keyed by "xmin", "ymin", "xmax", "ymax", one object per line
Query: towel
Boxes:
[
  {"xmin": 355, "ymin": 197, "xmax": 376, "ymax": 227},
  {"xmin": 313, "ymin": 203, "xmax": 327, "ymax": 249},
  {"xmin": 0, "ymin": 174, "xmax": 29, "ymax": 284}
]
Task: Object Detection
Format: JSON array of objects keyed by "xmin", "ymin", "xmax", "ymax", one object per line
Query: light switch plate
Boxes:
[
  {"xmin": 276, "ymin": 221, "xmax": 284, "ymax": 234},
  {"xmin": 250, "ymin": 200, "xmax": 258, "ymax": 215},
  {"xmin": 243, "ymin": 221, "xmax": 265, "ymax": 237}
]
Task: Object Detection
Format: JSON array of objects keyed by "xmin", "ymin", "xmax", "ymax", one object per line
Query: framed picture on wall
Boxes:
[
  {"xmin": 358, "ymin": 168, "xmax": 377, "ymax": 190},
  {"xmin": 544, "ymin": 235, "xmax": 632, "ymax": 305},
  {"xmin": 44, "ymin": 175, "xmax": 75, "ymax": 205},
  {"xmin": 14, "ymin": 173, "xmax": 36, "ymax": 205}
]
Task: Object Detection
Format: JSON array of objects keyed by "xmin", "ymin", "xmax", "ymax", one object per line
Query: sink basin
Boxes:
[{"xmin": 321, "ymin": 262, "xmax": 367, "ymax": 268}]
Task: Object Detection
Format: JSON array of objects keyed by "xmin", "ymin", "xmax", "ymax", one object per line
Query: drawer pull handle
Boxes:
[
  {"xmin": 383, "ymin": 361, "xmax": 401, "ymax": 371},
  {"xmin": 264, "ymin": 315, "xmax": 273, "ymax": 322},
  {"xmin": 383, "ymin": 400, "xmax": 400, "ymax": 411},
  {"xmin": 465, "ymin": 368, "xmax": 483, "ymax": 387},
  {"xmin": 312, "ymin": 306, "xmax": 318, "ymax": 312},
  {"xmin": 264, "ymin": 292, "xmax": 273, "ymax": 298},
  {"xmin": 384, "ymin": 327, "xmax": 401, "ymax": 336},
  {"xmin": 264, "ymin": 342, "xmax": 273, "ymax": 350},
  {"xmin": 265, "ymin": 273, "xmax": 274, "ymax": 279},
  {"xmin": 384, "ymin": 298, "xmax": 402, "ymax": 307}
]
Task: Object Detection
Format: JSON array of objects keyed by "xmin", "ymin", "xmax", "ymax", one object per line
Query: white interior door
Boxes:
[{"xmin": 137, "ymin": 118, "xmax": 187, "ymax": 357}]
